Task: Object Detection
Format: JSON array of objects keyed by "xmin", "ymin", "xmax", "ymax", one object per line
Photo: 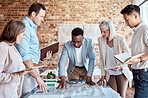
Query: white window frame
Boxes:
[{"xmin": 140, "ymin": 0, "xmax": 148, "ymax": 26}]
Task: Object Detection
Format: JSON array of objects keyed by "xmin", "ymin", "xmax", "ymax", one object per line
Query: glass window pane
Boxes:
[{"xmin": 140, "ymin": 1, "xmax": 148, "ymax": 26}]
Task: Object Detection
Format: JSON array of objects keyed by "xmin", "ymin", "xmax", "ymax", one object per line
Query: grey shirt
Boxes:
[{"xmin": 131, "ymin": 22, "xmax": 148, "ymax": 69}]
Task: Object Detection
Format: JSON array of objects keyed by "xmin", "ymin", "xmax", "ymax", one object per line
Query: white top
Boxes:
[
  {"xmin": 0, "ymin": 42, "xmax": 25, "ymax": 98},
  {"xmin": 75, "ymin": 45, "xmax": 83, "ymax": 67},
  {"xmin": 131, "ymin": 22, "xmax": 148, "ymax": 69},
  {"xmin": 106, "ymin": 45, "xmax": 122, "ymax": 75}
]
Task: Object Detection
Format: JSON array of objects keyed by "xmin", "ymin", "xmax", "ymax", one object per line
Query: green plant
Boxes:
[{"xmin": 47, "ymin": 71, "xmax": 56, "ymax": 79}]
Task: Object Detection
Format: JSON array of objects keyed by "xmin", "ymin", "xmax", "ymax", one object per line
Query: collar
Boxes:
[
  {"xmin": 113, "ymin": 35, "xmax": 117, "ymax": 39},
  {"xmin": 133, "ymin": 21, "xmax": 145, "ymax": 33},
  {"xmin": 1, "ymin": 41, "xmax": 14, "ymax": 46},
  {"xmin": 24, "ymin": 16, "xmax": 37, "ymax": 28}
]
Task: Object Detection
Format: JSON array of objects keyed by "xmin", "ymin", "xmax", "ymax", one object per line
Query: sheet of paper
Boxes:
[
  {"xmin": 103, "ymin": 87, "xmax": 121, "ymax": 98},
  {"xmin": 30, "ymin": 83, "xmax": 121, "ymax": 98}
]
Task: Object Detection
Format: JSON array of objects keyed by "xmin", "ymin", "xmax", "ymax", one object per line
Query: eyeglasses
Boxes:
[{"xmin": 72, "ymin": 41, "xmax": 83, "ymax": 44}]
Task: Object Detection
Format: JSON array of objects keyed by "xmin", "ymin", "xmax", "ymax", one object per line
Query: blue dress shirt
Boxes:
[{"xmin": 15, "ymin": 16, "xmax": 40, "ymax": 64}]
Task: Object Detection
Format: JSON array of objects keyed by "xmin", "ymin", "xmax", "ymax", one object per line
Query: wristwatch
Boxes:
[{"xmin": 139, "ymin": 57, "xmax": 143, "ymax": 63}]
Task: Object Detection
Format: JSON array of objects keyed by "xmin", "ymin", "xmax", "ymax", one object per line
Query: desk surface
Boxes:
[{"xmin": 26, "ymin": 83, "xmax": 121, "ymax": 98}]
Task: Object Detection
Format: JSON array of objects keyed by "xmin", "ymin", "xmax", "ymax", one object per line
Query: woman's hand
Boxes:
[
  {"xmin": 97, "ymin": 76, "xmax": 106, "ymax": 86},
  {"xmin": 97, "ymin": 76, "xmax": 105, "ymax": 84},
  {"xmin": 109, "ymin": 66, "xmax": 122, "ymax": 71}
]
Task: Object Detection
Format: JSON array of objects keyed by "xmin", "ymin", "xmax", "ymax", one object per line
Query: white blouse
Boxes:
[
  {"xmin": 106, "ymin": 45, "xmax": 122, "ymax": 75},
  {"xmin": 0, "ymin": 42, "xmax": 25, "ymax": 98}
]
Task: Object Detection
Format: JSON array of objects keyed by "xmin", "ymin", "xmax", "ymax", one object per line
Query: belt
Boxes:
[
  {"xmin": 132, "ymin": 68, "xmax": 148, "ymax": 72},
  {"xmin": 75, "ymin": 66, "xmax": 85, "ymax": 69}
]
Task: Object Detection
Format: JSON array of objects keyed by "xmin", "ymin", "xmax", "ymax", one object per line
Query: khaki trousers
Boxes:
[
  {"xmin": 68, "ymin": 67, "xmax": 87, "ymax": 81},
  {"xmin": 108, "ymin": 74, "xmax": 128, "ymax": 98}
]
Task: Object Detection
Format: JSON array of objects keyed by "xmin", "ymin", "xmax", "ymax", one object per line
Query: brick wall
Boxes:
[{"xmin": 0, "ymin": 0, "xmax": 133, "ymax": 72}]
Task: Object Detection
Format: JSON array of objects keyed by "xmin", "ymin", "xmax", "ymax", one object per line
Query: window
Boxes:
[{"xmin": 140, "ymin": 1, "xmax": 148, "ymax": 26}]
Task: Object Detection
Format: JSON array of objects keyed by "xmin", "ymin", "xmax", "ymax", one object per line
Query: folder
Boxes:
[{"xmin": 40, "ymin": 42, "xmax": 59, "ymax": 60}]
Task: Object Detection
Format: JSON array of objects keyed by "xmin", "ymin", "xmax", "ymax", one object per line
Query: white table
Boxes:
[
  {"xmin": 25, "ymin": 68, "xmax": 121, "ymax": 98},
  {"xmin": 26, "ymin": 83, "xmax": 121, "ymax": 98}
]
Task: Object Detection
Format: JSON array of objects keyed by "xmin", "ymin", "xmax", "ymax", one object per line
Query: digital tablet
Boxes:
[
  {"xmin": 40, "ymin": 42, "xmax": 59, "ymax": 60},
  {"xmin": 12, "ymin": 65, "xmax": 46, "ymax": 73}
]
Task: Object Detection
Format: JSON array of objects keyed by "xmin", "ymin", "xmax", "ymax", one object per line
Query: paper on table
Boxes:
[
  {"xmin": 103, "ymin": 86, "xmax": 121, "ymax": 98},
  {"xmin": 36, "ymin": 87, "xmax": 67, "ymax": 95},
  {"xmin": 63, "ymin": 84, "xmax": 105, "ymax": 97},
  {"xmin": 29, "ymin": 83, "xmax": 121, "ymax": 98},
  {"xmin": 28, "ymin": 95, "xmax": 63, "ymax": 98}
]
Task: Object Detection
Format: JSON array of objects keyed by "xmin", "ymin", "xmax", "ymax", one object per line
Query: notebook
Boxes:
[{"xmin": 114, "ymin": 52, "xmax": 145, "ymax": 64}]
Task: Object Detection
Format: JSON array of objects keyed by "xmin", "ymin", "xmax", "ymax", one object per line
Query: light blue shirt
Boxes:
[{"xmin": 15, "ymin": 16, "xmax": 40, "ymax": 64}]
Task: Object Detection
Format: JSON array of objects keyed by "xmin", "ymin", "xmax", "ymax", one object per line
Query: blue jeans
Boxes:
[{"xmin": 132, "ymin": 70, "xmax": 148, "ymax": 98}]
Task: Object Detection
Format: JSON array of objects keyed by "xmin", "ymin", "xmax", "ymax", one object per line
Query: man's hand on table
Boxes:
[
  {"xmin": 23, "ymin": 60, "xmax": 47, "ymax": 93},
  {"xmin": 36, "ymin": 76, "xmax": 47, "ymax": 93},
  {"xmin": 56, "ymin": 76, "xmax": 67, "ymax": 89},
  {"xmin": 86, "ymin": 76, "xmax": 96, "ymax": 85}
]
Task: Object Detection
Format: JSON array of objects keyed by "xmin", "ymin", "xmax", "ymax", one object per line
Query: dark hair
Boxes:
[
  {"xmin": 28, "ymin": 2, "xmax": 46, "ymax": 16},
  {"xmin": 120, "ymin": 4, "xmax": 140, "ymax": 15},
  {"xmin": 0, "ymin": 20, "xmax": 25, "ymax": 43},
  {"xmin": 72, "ymin": 27, "xmax": 84, "ymax": 36}
]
